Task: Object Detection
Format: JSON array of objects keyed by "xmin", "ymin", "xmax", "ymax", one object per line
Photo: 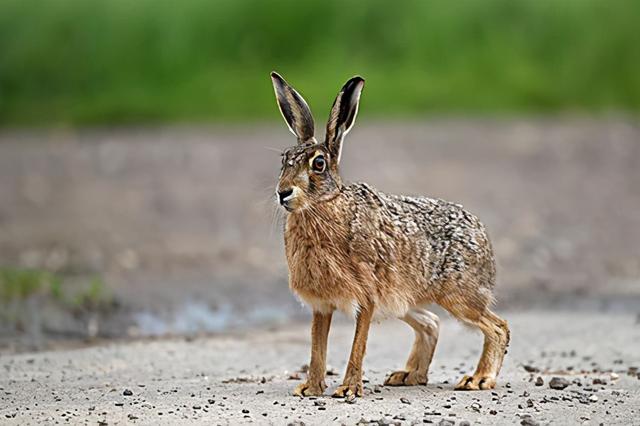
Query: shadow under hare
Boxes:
[{"xmin": 270, "ymin": 72, "xmax": 510, "ymax": 398}]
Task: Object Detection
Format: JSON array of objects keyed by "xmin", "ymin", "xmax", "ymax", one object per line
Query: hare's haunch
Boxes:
[{"xmin": 271, "ymin": 72, "xmax": 510, "ymax": 397}]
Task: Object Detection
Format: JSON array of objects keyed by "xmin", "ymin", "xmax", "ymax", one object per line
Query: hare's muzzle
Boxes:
[{"xmin": 277, "ymin": 187, "xmax": 295, "ymax": 210}]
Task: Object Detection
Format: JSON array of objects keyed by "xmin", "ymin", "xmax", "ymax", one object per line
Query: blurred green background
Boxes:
[{"xmin": 1, "ymin": 0, "xmax": 639, "ymax": 125}]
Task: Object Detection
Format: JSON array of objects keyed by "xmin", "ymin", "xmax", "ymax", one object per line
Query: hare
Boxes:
[{"xmin": 270, "ymin": 72, "xmax": 510, "ymax": 398}]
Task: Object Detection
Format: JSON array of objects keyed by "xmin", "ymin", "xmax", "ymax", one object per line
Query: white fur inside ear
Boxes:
[
  {"xmin": 273, "ymin": 84, "xmax": 299, "ymax": 138},
  {"xmin": 335, "ymin": 80, "xmax": 364, "ymax": 164},
  {"xmin": 283, "ymin": 121, "xmax": 298, "ymax": 137},
  {"xmin": 271, "ymin": 76, "xmax": 315, "ymax": 141},
  {"xmin": 271, "ymin": 77, "xmax": 297, "ymax": 136},
  {"xmin": 336, "ymin": 134, "xmax": 345, "ymax": 164},
  {"xmin": 343, "ymin": 81, "xmax": 364, "ymax": 137}
]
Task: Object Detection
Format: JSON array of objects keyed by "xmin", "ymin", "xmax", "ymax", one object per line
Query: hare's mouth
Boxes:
[
  {"xmin": 281, "ymin": 198, "xmax": 298, "ymax": 212},
  {"xmin": 277, "ymin": 186, "xmax": 301, "ymax": 211},
  {"xmin": 280, "ymin": 200, "xmax": 294, "ymax": 212}
]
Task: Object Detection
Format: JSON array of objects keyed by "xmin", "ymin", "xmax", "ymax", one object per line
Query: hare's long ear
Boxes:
[
  {"xmin": 270, "ymin": 72, "xmax": 315, "ymax": 143},
  {"xmin": 325, "ymin": 76, "xmax": 365, "ymax": 163}
]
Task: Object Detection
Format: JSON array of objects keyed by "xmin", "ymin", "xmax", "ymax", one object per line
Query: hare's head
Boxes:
[{"xmin": 271, "ymin": 72, "xmax": 364, "ymax": 212}]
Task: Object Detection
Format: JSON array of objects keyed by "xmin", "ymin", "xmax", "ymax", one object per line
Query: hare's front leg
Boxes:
[
  {"xmin": 293, "ymin": 310, "xmax": 333, "ymax": 397},
  {"xmin": 333, "ymin": 303, "xmax": 373, "ymax": 398}
]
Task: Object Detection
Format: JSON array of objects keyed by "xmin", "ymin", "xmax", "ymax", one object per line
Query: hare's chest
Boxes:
[
  {"xmin": 284, "ymin": 228, "xmax": 345, "ymax": 286},
  {"xmin": 284, "ymin": 216, "xmax": 357, "ymax": 308}
]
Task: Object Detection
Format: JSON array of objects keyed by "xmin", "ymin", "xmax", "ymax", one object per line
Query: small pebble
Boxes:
[
  {"xmin": 549, "ymin": 377, "xmax": 570, "ymax": 390},
  {"xmin": 521, "ymin": 416, "xmax": 540, "ymax": 426}
]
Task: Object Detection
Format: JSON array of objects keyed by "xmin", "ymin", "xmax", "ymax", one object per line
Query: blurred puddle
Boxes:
[{"xmin": 131, "ymin": 300, "xmax": 297, "ymax": 337}]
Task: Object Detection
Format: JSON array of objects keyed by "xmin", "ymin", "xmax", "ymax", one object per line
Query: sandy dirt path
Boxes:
[{"xmin": 2, "ymin": 310, "xmax": 639, "ymax": 425}]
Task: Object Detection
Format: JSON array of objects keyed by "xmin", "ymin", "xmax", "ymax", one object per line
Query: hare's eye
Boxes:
[{"xmin": 312, "ymin": 155, "xmax": 326, "ymax": 173}]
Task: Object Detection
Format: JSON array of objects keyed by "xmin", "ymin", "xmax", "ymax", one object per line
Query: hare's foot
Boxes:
[
  {"xmin": 454, "ymin": 374, "xmax": 496, "ymax": 391},
  {"xmin": 293, "ymin": 380, "xmax": 326, "ymax": 397},
  {"xmin": 440, "ymin": 300, "xmax": 510, "ymax": 392},
  {"xmin": 384, "ymin": 370, "xmax": 428, "ymax": 386},
  {"xmin": 332, "ymin": 378, "xmax": 363, "ymax": 398}
]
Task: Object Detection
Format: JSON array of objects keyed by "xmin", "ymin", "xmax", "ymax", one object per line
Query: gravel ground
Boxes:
[{"xmin": 2, "ymin": 311, "xmax": 639, "ymax": 425}]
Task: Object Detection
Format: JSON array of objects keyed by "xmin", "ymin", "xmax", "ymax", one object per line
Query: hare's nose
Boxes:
[{"xmin": 278, "ymin": 188, "xmax": 294, "ymax": 204}]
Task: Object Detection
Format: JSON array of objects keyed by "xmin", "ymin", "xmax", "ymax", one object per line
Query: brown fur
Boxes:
[{"xmin": 271, "ymin": 72, "xmax": 510, "ymax": 398}]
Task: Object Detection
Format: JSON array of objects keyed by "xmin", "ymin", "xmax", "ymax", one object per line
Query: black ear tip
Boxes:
[
  {"xmin": 271, "ymin": 71, "xmax": 283, "ymax": 81},
  {"xmin": 343, "ymin": 76, "xmax": 365, "ymax": 91}
]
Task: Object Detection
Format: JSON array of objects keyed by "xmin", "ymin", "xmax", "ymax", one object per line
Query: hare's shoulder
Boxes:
[
  {"xmin": 343, "ymin": 182, "xmax": 465, "ymax": 224},
  {"xmin": 343, "ymin": 182, "xmax": 490, "ymax": 252}
]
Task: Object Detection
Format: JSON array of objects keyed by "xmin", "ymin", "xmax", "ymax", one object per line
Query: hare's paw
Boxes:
[
  {"xmin": 454, "ymin": 374, "xmax": 496, "ymax": 391},
  {"xmin": 384, "ymin": 370, "xmax": 428, "ymax": 386},
  {"xmin": 293, "ymin": 380, "xmax": 326, "ymax": 397},
  {"xmin": 332, "ymin": 380, "xmax": 363, "ymax": 398}
]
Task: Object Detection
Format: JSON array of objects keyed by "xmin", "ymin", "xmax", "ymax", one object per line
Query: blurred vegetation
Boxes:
[
  {"xmin": 0, "ymin": 0, "xmax": 639, "ymax": 125},
  {"xmin": 0, "ymin": 267, "xmax": 113, "ymax": 310},
  {"xmin": 1, "ymin": 268, "xmax": 116, "ymax": 341}
]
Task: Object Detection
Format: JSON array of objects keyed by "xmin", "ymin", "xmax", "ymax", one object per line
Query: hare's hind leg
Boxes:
[
  {"xmin": 385, "ymin": 308, "xmax": 439, "ymax": 386},
  {"xmin": 446, "ymin": 304, "xmax": 510, "ymax": 390}
]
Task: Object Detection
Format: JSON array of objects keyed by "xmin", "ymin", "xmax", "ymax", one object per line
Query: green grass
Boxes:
[
  {"xmin": 0, "ymin": 267, "xmax": 112, "ymax": 310},
  {"xmin": 0, "ymin": 268, "xmax": 55, "ymax": 300},
  {"xmin": 1, "ymin": 0, "xmax": 639, "ymax": 125}
]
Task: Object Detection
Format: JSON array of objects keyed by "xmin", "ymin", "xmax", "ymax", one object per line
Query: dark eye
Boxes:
[{"xmin": 312, "ymin": 155, "xmax": 326, "ymax": 172}]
